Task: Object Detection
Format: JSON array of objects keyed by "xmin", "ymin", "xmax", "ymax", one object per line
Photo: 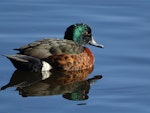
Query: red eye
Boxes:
[
  {"xmin": 84, "ymin": 32, "xmax": 92, "ymax": 37},
  {"xmin": 84, "ymin": 31, "xmax": 89, "ymax": 35}
]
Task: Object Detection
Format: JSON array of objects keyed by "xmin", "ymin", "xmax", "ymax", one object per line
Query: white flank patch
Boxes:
[
  {"xmin": 42, "ymin": 61, "xmax": 52, "ymax": 71},
  {"xmin": 42, "ymin": 71, "xmax": 52, "ymax": 80}
]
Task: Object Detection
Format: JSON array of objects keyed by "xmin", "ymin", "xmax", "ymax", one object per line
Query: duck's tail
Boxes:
[{"xmin": 5, "ymin": 54, "xmax": 52, "ymax": 72}]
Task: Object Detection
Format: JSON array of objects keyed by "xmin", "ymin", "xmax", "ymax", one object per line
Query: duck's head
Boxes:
[{"xmin": 64, "ymin": 23, "xmax": 104, "ymax": 48}]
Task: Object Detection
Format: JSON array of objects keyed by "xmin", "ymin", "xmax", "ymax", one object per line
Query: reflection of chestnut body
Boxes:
[{"xmin": 1, "ymin": 68, "xmax": 102, "ymax": 101}]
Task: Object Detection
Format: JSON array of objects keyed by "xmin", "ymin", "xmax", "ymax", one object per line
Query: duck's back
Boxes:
[{"xmin": 15, "ymin": 38, "xmax": 84, "ymax": 59}]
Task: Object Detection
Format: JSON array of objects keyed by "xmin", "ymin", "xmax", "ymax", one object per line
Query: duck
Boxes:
[{"xmin": 5, "ymin": 23, "xmax": 104, "ymax": 72}]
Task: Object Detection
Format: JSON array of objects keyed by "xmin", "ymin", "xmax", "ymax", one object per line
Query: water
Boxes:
[{"xmin": 0, "ymin": 0, "xmax": 150, "ymax": 113}]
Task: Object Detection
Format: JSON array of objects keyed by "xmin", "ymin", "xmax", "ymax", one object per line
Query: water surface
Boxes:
[{"xmin": 0, "ymin": 0, "xmax": 150, "ymax": 113}]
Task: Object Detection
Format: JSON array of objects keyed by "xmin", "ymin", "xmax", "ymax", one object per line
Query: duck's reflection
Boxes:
[{"xmin": 1, "ymin": 68, "xmax": 102, "ymax": 101}]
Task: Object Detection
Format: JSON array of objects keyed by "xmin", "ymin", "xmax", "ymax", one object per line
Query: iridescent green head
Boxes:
[{"xmin": 64, "ymin": 23, "xmax": 104, "ymax": 48}]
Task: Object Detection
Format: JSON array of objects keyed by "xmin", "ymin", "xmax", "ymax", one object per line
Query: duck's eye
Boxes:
[
  {"xmin": 84, "ymin": 32, "xmax": 92, "ymax": 37},
  {"xmin": 84, "ymin": 31, "xmax": 88, "ymax": 35}
]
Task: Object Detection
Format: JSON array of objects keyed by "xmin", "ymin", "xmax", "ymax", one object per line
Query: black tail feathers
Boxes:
[{"xmin": 5, "ymin": 54, "xmax": 42, "ymax": 72}]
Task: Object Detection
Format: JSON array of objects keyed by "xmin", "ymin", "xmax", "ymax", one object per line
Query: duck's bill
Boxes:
[{"xmin": 89, "ymin": 37, "xmax": 104, "ymax": 48}]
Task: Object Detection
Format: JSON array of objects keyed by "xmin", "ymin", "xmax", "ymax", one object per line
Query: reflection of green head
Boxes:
[
  {"xmin": 63, "ymin": 91, "xmax": 89, "ymax": 101},
  {"xmin": 64, "ymin": 23, "xmax": 92, "ymax": 46}
]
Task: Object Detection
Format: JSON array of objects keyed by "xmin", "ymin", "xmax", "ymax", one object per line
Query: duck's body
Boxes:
[{"xmin": 6, "ymin": 23, "xmax": 104, "ymax": 72}]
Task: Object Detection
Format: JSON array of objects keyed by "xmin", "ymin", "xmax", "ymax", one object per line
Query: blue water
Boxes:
[{"xmin": 0, "ymin": 0, "xmax": 150, "ymax": 113}]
